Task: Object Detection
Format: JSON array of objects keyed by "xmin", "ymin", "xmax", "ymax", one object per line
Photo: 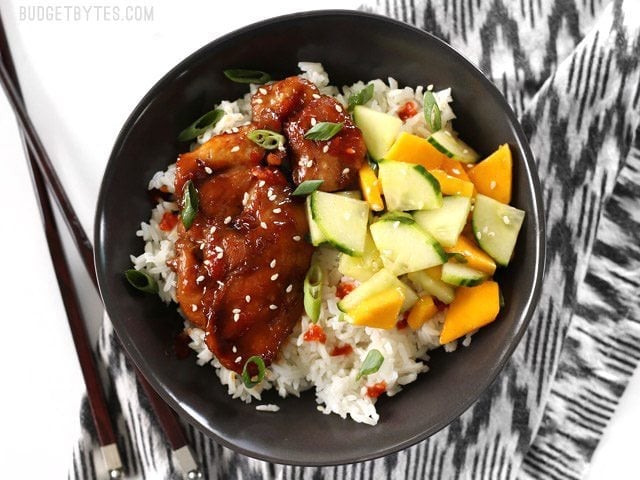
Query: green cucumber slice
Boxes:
[
  {"xmin": 353, "ymin": 105, "xmax": 402, "ymax": 160},
  {"xmin": 338, "ymin": 232, "xmax": 383, "ymax": 282},
  {"xmin": 305, "ymin": 196, "xmax": 326, "ymax": 246},
  {"xmin": 472, "ymin": 194, "xmax": 525, "ymax": 266},
  {"xmin": 407, "ymin": 270, "xmax": 455, "ymax": 304},
  {"xmin": 369, "ymin": 213, "xmax": 447, "ymax": 275},
  {"xmin": 338, "ymin": 268, "xmax": 417, "ymax": 313},
  {"xmin": 378, "ymin": 160, "xmax": 443, "ymax": 211},
  {"xmin": 413, "ymin": 196, "xmax": 471, "ymax": 247},
  {"xmin": 428, "ymin": 130, "xmax": 480, "ymax": 164},
  {"xmin": 310, "ymin": 191, "xmax": 369, "ymax": 256},
  {"xmin": 441, "ymin": 262, "xmax": 487, "ymax": 286}
]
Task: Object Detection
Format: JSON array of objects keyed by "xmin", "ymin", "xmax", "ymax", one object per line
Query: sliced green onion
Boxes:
[
  {"xmin": 241, "ymin": 355, "xmax": 266, "ymax": 388},
  {"xmin": 447, "ymin": 252, "xmax": 468, "ymax": 264},
  {"xmin": 223, "ymin": 69, "xmax": 271, "ymax": 84},
  {"xmin": 423, "ymin": 91, "xmax": 442, "ymax": 132},
  {"xmin": 247, "ymin": 129, "xmax": 285, "ymax": 150},
  {"xmin": 356, "ymin": 349, "xmax": 384, "ymax": 380},
  {"xmin": 347, "ymin": 83, "xmax": 374, "ymax": 111},
  {"xmin": 180, "ymin": 180, "xmax": 199, "ymax": 229},
  {"xmin": 499, "ymin": 289, "xmax": 505, "ymax": 308},
  {"xmin": 292, "ymin": 179, "xmax": 324, "ymax": 196},
  {"xmin": 177, "ymin": 108, "xmax": 224, "ymax": 142},
  {"xmin": 124, "ymin": 269, "xmax": 158, "ymax": 294},
  {"xmin": 304, "ymin": 122, "xmax": 343, "ymax": 141},
  {"xmin": 304, "ymin": 263, "xmax": 324, "ymax": 323}
]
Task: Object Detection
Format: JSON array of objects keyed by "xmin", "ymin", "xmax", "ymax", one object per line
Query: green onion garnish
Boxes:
[
  {"xmin": 241, "ymin": 355, "xmax": 266, "ymax": 388},
  {"xmin": 292, "ymin": 179, "xmax": 324, "ymax": 196},
  {"xmin": 447, "ymin": 252, "xmax": 468, "ymax": 264},
  {"xmin": 499, "ymin": 289, "xmax": 505, "ymax": 308},
  {"xmin": 304, "ymin": 122, "xmax": 343, "ymax": 141},
  {"xmin": 247, "ymin": 129, "xmax": 285, "ymax": 150},
  {"xmin": 177, "ymin": 108, "xmax": 224, "ymax": 142},
  {"xmin": 356, "ymin": 349, "xmax": 384, "ymax": 380},
  {"xmin": 124, "ymin": 269, "xmax": 158, "ymax": 294},
  {"xmin": 180, "ymin": 180, "xmax": 199, "ymax": 229},
  {"xmin": 423, "ymin": 91, "xmax": 442, "ymax": 132},
  {"xmin": 303, "ymin": 263, "xmax": 324, "ymax": 323},
  {"xmin": 223, "ymin": 69, "xmax": 271, "ymax": 84},
  {"xmin": 347, "ymin": 84, "xmax": 374, "ymax": 111}
]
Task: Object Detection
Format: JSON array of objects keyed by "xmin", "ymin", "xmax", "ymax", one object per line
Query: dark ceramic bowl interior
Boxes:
[{"xmin": 95, "ymin": 10, "xmax": 545, "ymax": 466}]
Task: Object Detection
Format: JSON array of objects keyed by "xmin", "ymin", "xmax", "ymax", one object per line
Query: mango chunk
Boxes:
[
  {"xmin": 429, "ymin": 170, "xmax": 475, "ymax": 197},
  {"xmin": 445, "ymin": 235, "xmax": 497, "ymax": 275},
  {"xmin": 347, "ymin": 287, "xmax": 405, "ymax": 330},
  {"xmin": 359, "ymin": 165, "xmax": 385, "ymax": 211},
  {"xmin": 440, "ymin": 281, "xmax": 500, "ymax": 344},
  {"xmin": 385, "ymin": 132, "xmax": 448, "ymax": 170},
  {"xmin": 407, "ymin": 295, "xmax": 439, "ymax": 330},
  {"xmin": 468, "ymin": 144, "xmax": 512, "ymax": 204},
  {"xmin": 440, "ymin": 157, "xmax": 471, "ymax": 181}
]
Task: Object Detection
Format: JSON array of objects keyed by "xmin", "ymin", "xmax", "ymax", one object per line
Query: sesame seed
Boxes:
[
  {"xmin": 268, "ymin": 194, "xmax": 277, "ymax": 201},
  {"xmin": 286, "ymin": 284, "xmax": 293, "ymax": 293},
  {"xmin": 427, "ymin": 84, "xmax": 434, "ymax": 91},
  {"xmin": 214, "ymin": 246, "xmax": 223, "ymax": 253},
  {"xmin": 242, "ymin": 192, "xmax": 249, "ymax": 205},
  {"xmin": 293, "ymin": 235, "xmax": 301, "ymax": 242},
  {"xmin": 312, "ymin": 93, "xmax": 321, "ymax": 99},
  {"xmin": 452, "ymin": 168, "xmax": 461, "ymax": 175},
  {"xmin": 490, "ymin": 180, "xmax": 497, "ymax": 190},
  {"xmin": 231, "ymin": 145, "xmax": 240, "ymax": 153},
  {"xmin": 271, "ymin": 273, "xmax": 279, "ymax": 281},
  {"xmin": 231, "ymin": 127, "xmax": 239, "ymax": 133},
  {"xmin": 233, "ymin": 313, "xmax": 240, "ymax": 322},
  {"xmin": 463, "ymin": 149, "xmax": 469, "ymax": 154},
  {"xmin": 196, "ymin": 275, "xmax": 205, "ymax": 284},
  {"xmin": 258, "ymin": 180, "xmax": 266, "ymax": 187},
  {"xmin": 488, "ymin": 231, "xmax": 496, "ymax": 237},
  {"xmin": 503, "ymin": 215, "xmax": 511, "ymax": 225},
  {"xmin": 260, "ymin": 221, "xmax": 268, "ymax": 229},
  {"xmin": 232, "ymin": 308, "xmax": 241, "ymax": 314},
  {"xmin": 342, "ymin": 168, "xmax": 350, "ymax": 175},
  {"xmin": 269, "ymin": 304, "xmax": 278, "ymax": 310},
  {"xmin": 393, "ymin": 221, "xmax": 400, "ymax": 229},
  {"xmin": 191, "ymin": 304, "xmax": 198, "ymax": 312},
  {"xmin": 476, "ymin": 232, "xmax": 482, "ymax": 239},
  {"xmin": 270, "ymin": 259, "xmax": 277, "ymax": 268},
  {"xmin": 200, "ymin": 242, "xmax": 205, "ymax": 250},
  {"xmin": 254, "ymin": 98, "xmax": 263, "ymax": 104},
  {"xmin": 335, "ymin": 104, "xmax": 343, "ymax": 113},
  {"xmin": 245, "ymin": 295, "xmax": 251, "ymax": 303},
  {"xmin": 273, "ymin": 208, "xmax": 282, "ymax": 214},
  {"xmin": 232, "ymin": 345, "xmax": 237, "ymax": 353},
  {"xmin": 483, "ymin": 226, "xmax": 489, "ymax": 233},
  {"xmin": 235, "ymin": 356, "xmax": 242, "ymax": 363},
  {"xmin": 217, "ymin": 280, "xmax": 224, "ymax": 287},
  {"xmin": 310, "ymin": 117, "xmax": 317, "ymax": 126},
  {"xmin": 259, "ymin": 87, "xmax": 267, "ymax": 95},
  {"xmin": 216, "ymin": 252, "xmax": 224, "ymax": 260},
  {"xmin": 210, "ymin": 226, "xmax": 217, "ymax": 234},
  {"xmin": 224, "ymin": 216, "xmax": 232, "ymax": 224},
  {"xmin": 322, "ymin": 145, "xmax": 329, "ymax": 153},
  {"xmin": 204, "ymin": 166, "xmax": 213, "ymax": 174},
  {"xmin": 203, "ymin": 260, "xmax": 211, "ymax": 266}
]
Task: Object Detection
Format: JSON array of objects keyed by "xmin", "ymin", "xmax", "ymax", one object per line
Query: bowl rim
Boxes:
[{"xmin": 95, "ymin": 8, "xmax": 546, "ymax": 466}]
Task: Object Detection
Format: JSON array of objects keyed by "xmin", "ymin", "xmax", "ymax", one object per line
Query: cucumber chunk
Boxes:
[
  {"xmin": 378, "ymin": 160, "xmax": 443, "ymax": 211},
  {"xmin": 338, "ymin": 232, "xmax": 383, "ymax": 282},
  {"xmin": 353, "ymin": 106, "xmax": 402, "ymax": 160},
  {"xmin": 305, "ymin": 196, "xmax": 326, "ymax": 246},
  {"xmin": 428, "ymin": 130, "xmax": 480, "ymax": 164},
  {"xmin": 413, "ymin": 196, "xmax": 471, "ymax": 247},
  {"xmin": 338, "ymin": 268, "xmax": 417, "ymax": 313},
  {"xmin": 370, "ymin": 213, "xmax": 447, "ymax": 275},
  {"xmin": 309, "ymin": 191, "xmax": 369, "ymax": 256},
  {"xmin": 407, "ymin": 269, "xmax": 455, "ymax": 304},
  {"xmin": 472, "ymin": 194, "xmax": 525, "ymax": 266},
  {"xmin": 441, "ymin": 262, "xmax": 487, "ymax": 286}
]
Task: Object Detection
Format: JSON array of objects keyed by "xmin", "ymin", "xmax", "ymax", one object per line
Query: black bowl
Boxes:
[{"xmin": 95, "ymin": 10, "xmax": 545, "ymax": 466}]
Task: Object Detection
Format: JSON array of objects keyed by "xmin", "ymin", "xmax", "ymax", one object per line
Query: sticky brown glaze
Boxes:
[
  {"xmin": 173, "ymin": 165, "xmax": 313, "ymax": 372},
  {"xmin": 286, "ymin": 96, "xmax": 367, "ymax": 192},
  {"xmin": 251, "ymin": 76, "xmax": 319, "ymax": 131}
]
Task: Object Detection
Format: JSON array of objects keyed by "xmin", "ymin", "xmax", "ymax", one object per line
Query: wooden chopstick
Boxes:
[{"xmin": 0, "ymin": 14, "xmax": 201, "ymax": 480}]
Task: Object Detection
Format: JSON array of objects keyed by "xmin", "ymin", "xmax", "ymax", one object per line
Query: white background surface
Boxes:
[{"xmin": 0, "ymin": 1, "xmax": 637, "ymax": 479}]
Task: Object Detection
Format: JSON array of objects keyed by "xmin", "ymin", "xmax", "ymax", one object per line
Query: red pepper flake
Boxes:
[
  {"xmin": 396, "ymin": 312, "xmax": 409, "ymax": 330},
  {"xmin": 330, "ymin": 344, "xmax": 353, "ymax": 356},
  {"xmin": 159, "ymin": 212, "xmax": 179, "ymax": 231},
  {"xmin": 397, "ymin": 101, "xmax": 418, "ymax": 122},
  {"xmin": 303, "ymin": 324, "xmax": 326, "ymax": 343},
  {"xmin": 366, "ymin": 381, "xmax": 387, "ymax": 398},
  {"xmin": 433, "ymin": 298, "xmax": 447, "ymax": 311},
  {"xmin": 336, "ymin": 281, "xmax": 356, "ymax": 299}
]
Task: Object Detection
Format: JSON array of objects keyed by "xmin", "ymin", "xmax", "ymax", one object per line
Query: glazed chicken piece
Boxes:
[
  {"xmin": 174, "ymin": 164, "xmax": 313, "ymax": 372},
  {"xmin": 251, "ymin": 76, "xmax": 319, "ymax": 131},
  {"xmin": 286, "ymin": 96, "xmax": 367, "ymax": 191}
]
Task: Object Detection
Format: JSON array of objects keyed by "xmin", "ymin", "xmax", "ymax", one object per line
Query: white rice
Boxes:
[{"xmin": 129, "ymin": 63, "xmax": 469, "ymax": 425}]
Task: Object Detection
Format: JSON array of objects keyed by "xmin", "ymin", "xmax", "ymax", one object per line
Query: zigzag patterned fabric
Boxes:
[{"xmin": 71, "ymin": 1, "xmax": 640, "ymax": 478}]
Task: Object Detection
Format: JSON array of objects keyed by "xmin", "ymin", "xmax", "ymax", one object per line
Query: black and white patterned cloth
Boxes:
[{"xmin": 71, "ymin": 1, "xmax": 640, "ymax": 478}]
